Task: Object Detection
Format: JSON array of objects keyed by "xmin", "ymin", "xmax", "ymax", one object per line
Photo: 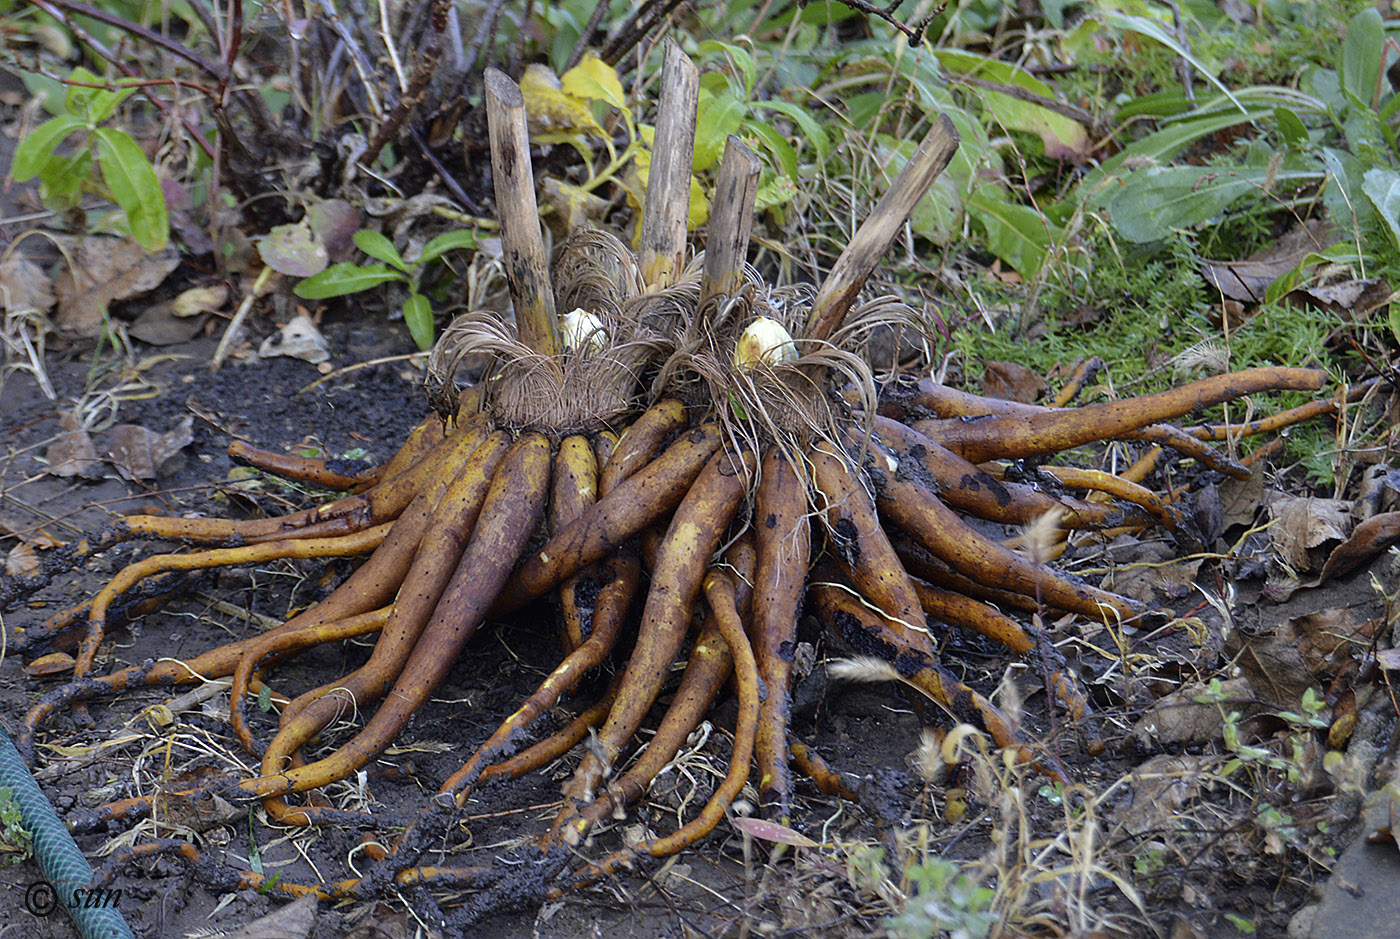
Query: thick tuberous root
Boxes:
[{"xmin": 4, "ymin": 42, "xmax": 1373, "ymax": 933}]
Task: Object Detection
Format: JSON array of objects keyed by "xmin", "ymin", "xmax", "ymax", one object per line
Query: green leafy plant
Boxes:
[
  {"xmin": 1083, "ymin": 7, "xmax": 1398, "ymax": 258},
  {"xmin": 888, "ymin": 857, "xmax": 998, "ymax": 939},
  {"xmin": 11, "ymin": 66, "xmax": 169, "ymax": 251},
  {"xmin": 294, "ymin": 228, "xmax": 478, "ymax": 351},
  {"xmin": 0, "ymin": 786, "xmax": 33, "ymax": 866}
]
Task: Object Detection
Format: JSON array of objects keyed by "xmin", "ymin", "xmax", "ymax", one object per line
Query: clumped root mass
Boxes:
[{"xmin": 2, "ymin": 48, "xmax": 1358, "ymax": 931}]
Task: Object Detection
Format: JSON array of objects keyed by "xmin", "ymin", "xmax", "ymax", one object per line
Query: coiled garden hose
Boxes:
[{"xmin": 0, "ymin": 723, "xmax": 136, "ymax": 939}]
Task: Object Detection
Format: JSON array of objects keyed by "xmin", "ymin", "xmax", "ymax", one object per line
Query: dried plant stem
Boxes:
[
  {"xmin": 361, "ymin": 0, "xmax": 452, "ymax": 168},
  {"xmin": 699, "ymin": 136, "xmax": 761, "ymax": 313},
  {"xmin": 804, "ymin": 114, "xmax": 958, "ymax": 344},
  {"xmin": 212, "ymin": 265, "xmax": 275, "ymax": 370},
  {"xmin": 637, "ymin": 40, "xmax": 699, "ymax": 289},
  {"xmin": 484, "ymin": 68, "xmax": 561, "ymax": 357}
]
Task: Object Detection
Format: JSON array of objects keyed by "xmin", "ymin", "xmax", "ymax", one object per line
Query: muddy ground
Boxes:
[{"xmin": 0, "ymin": 311, "xmax": 1391, "ymax": 938}]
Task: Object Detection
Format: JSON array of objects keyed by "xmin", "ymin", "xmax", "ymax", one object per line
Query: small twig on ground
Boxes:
[
  {"xmin": 212, "ymin": 266, "xmax": 276, "ymax": 370},
  {"xmin": 297, "ymin": 351, "xmax": 429, "ymax": 395}
]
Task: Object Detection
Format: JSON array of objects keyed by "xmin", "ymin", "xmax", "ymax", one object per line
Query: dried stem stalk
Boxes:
[
  {"xmin": 804, "ymin": 114, "xmax": 959, "ymax": 344},
  {"xmin": 485, "ymin": 68, "xmax": 561, "ymax": 357},
  {"xmin": 637, "ymin": 40, "xmax": 699, "ymax": 289},
  {"xmin": 699, "ymin": 136, "xmax": 761, "ymax": 313}
]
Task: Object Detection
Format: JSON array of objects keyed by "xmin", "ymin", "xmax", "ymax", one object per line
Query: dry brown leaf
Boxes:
[
  {"xmin": 1287, "ymin": 277, "xmax": 1391, "ymax": 318},
  {"xmin": 1201, "ymin": 218, "xmax": 1335, "ymax": 303},
  {"xmin": 44, "ymin": 409, "xmax": 101, "ymax": 478},
  {"xmin": 1099, "ymin": 540, "xmax": 1204, "ymax": 606},
  {"xmin": 1316, "ymin": 512, "xmax": 1400, "ymax": 584},
  {"xmin": 170, "ymin": 284, "xmax": 228, "ymax": 317},
  {"xmin": 1111, "ymin": 753, "xmax": 1213, "ymax": 835},
  {"xmin": 1133, "ymin": 677, "xmax": 1254, "ymax": 749},
  {"xmin": 1228, "ymin": 631, "xmax": 1319, "ymax": 709},
  {"xmin": 156, "ymin": 787, "xmax": 240, "ymax": 831},
  {"xmin": 980, "ymin": 359, "xmax": 1046, "ymax": 403},
  {"xmin": 0, "ymin": 252, "xmax": 56, "ymax": 314},
  {"xmin": 344, "ymin": 904, "xmax": 435, "ymax": 939},
  {"xmin": 1217, "ymin": 465, "xmax": 1265, "ymax": 533},
  {"xmin": 100, "ymin": 414, "xmax": 194, "ymax": 481},
  {"xmin": 6, "ymin": 542, "xmax": 40, "ymax": 577},
  {"xmin": 0, "ymin": 516, "xmax": 60, "ymax": 549},
  {"xmin": 218, "ymin": 893, "xmax": 317, "ymax": 939},
  {"xmin": 1268, "ymin": 495, "xmax": 1351, "ymax": 574},
  {"xmin": 732, "ymin": 815, "xmax": 820, "ymax": 847},
  {"xmin": 53, "ymin": 236, "xmax": 180, "ymax": 336},
  {"xmin": 127, "ymin": 304, "xmax": 208, "ymax": 346},
  {"xmin": 1285, "ymin": 607, "xmax": 1383, "ymax": 675}
]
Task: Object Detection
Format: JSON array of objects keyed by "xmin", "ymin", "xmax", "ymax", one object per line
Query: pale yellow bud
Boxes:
[
  {"xmin": 734, "ymin": 316, "xmax": 797, "ymax": 369},
  {"xmin": 561, "ymin": 308, "xmax": 607, "ymax": 353}
]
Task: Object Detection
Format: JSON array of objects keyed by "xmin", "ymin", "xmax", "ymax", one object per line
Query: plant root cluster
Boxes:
[{"xmin": 4, "ymin": 53, "xmax": 1356, "ymax": 931}]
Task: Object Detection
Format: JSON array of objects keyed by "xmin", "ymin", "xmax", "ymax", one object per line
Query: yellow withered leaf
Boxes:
[
  {"xmin": 25, "ymin": 651, "xmax": 75, "ymax": 677},
  {"xmin": 520, "ymin": 64, "xmax": 603, "ymax": 139},
  {"xmin": 560, "ymin": 53, "xmax": 627, "ymax": 111},
  {"xmin": 628, "ymin": 148, "xmax": 711, "ymax": 230}
]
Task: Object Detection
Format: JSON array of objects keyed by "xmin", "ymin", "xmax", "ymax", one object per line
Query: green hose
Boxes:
[{"xmin": 0, "ymin": 723, "xmax": 136, "ymax": 939}]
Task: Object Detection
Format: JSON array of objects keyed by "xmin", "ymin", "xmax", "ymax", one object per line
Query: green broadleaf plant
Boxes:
[
  {"xmin": 11, "ymin": 67, "xmax": 168, "ymax": 251},
  {"xmin": 294, "ymin": 227, "xmax": 478, "ymax": 351}
]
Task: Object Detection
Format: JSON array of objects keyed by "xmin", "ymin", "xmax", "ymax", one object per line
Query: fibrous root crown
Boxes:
[{"xmin": 3, "ymin": 44, "xmax": 1364, "ymax": 934}]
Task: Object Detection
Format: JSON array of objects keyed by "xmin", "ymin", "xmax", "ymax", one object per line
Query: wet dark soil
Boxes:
[{"xmin": 0, "ymin": 313, "xmax": 1388, "ymax": 938}]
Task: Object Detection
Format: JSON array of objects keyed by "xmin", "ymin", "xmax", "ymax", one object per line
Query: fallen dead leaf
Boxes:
[
  {"xmin": 0, "ymin": 515, "xmax": 61, "ymax": 549},
  {"xmin": 126, "ymin": 303, "xmax": 207, "ymax": 346},
  {"xmin": 1357, "ymin": 465, "xmax": 1400, "ymax": 518},
  {"xmin": 1227, "ymin": 630, "xmax": 1320, "ymax": 709},
  {"xmin": 1201, "ymin": 218, "xmax": 1335, "ymax": 303},
  {"xmin": 1287, "ymin": 277, "xmax": 1391, "ymax": 319},
  {"xmin": 1133, "ymin": 677, "xmax": 1254, "ymax": 749},
  {"xmin": 6, "ymin": 542, "xmax": 39, "ymax": 577},
  {"xmin": 53, "ymin": 236, "xmax": 180, "ymax": 337},
  {"xmin": 1284, "ymin": 606, "xmax": 1383, "ymax": 675},
  {"xmin": 1316, "ymin": 512, "xmax": 1400, "ymax": 584},
  {"xmin": 100, "ymin": 414, "xmax": 194, "ymax": 481},
  {"xmin": 1268, "ymin": 495, "xmax": 1351, "ymax": 574},
  {"xmin": 170, "ymin": 283, "xmax": 228, "ymax": 317},
  {"xmin": 732, "ymin": 815, "xmax": 820, "ymax": 847},
  {"xmin": 344, "ymin": 903, "xmax": 435, "ymax": 939},
  {"xmin": 153, "ymin": 787, "xmax": 240, "ymax": 832},
  {"xmin": 0, "ymin": 252, "xmax": 56, "ymax": 314},
  {"xmin": 1375, "ymin": 647, "xmax": 1400, "ymax": 670},
  {"xmin": 1099, "ymin": 539, "xmax": 1205, "ymax": 606},
  {"xmin": 259, "ymin": 312, "xmax": 330, "ymax": 363},
  {"xmin": 980, "ymin": 359, "xmax": 1046, "ymax": 403},
  {"xmin": 1111, "ymin": 753, "xmax": 1213, "ymax": 836},
  {"xmin": 44, "ymin": 409, "xmax": 101, "ymax": 478},
  {"xmin": 1217, "ymin": 465, "xmax": 1265, "ymax": 533},
  {"xmin": 219, "ymin": 893, "xmax": 317, "ymax": 939}
]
